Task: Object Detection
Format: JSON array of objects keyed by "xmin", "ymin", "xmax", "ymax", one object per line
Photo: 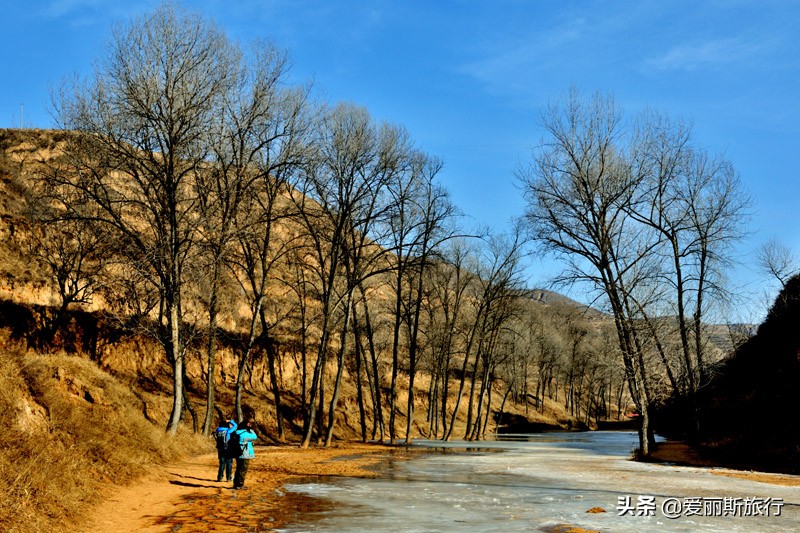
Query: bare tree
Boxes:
[
  {"xmin": 757, "ymin": 238, "xmax": 799, "ymax": 290},
  {"xmin": 292, "ymin": 103, "xmax": 405, "ymax": 447},
  {"xmin": 682, "ymin": 152, "xmax": 750, "ymax": 389},
  {"xmin": 399, "ymin": 159, "xmax": 457, "ymax": 444},
  {"xmin": 52, "ymin": 2, "xmax": 238, "ymax": 434},
  {"xmin": 380, "ymin": 151, "xmax": 457, "ymax": 443},
  {"xmin": 517, "ymin": 88, "xmax": 658, "ymax": 454},
  {"xmin": 630, "ymin": 111, "xmax": 750, "ymax": 401},
  {"xmin": 423, "ymin": 238, "xmax": 473, "ymax": 438},
  {"xmin": 210, "ymin": 62, "xmax": 310, "ymax": 435},
  {"xmin": 444, "ymin": 227, "xmax": 527, "ymax": 441},
  {"xmin": 195, "ymin": 43, "xmax": 309, "ymax": 435},
  {"xmin": 519, "ymin": 88, "xmax": 750, "ymax": 453},
  {"xmin": 21, "ymin": 183, "xmax": 110, "ymax": 347}
]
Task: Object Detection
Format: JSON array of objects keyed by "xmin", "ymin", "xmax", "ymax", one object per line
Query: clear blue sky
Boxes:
[{"xmin": 2, "ymin": 0, "xmax": 798, "ymax": 321}]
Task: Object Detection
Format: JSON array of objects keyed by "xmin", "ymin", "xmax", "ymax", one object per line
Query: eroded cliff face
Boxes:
[
  {"xmin": 0, "ymin": 131, "xmax": 53, "ymax": 305},
  {"xmin": 0, "ymin": 298, "xmax": 286, "ymax": 405}
]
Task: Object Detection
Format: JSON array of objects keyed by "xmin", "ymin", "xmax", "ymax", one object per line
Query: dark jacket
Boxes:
[{"xmin": 227, "ymin": 427, "xmax": 257, "ymax": 459}]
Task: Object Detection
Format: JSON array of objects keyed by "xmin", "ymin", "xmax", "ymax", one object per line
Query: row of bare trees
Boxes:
[
  {"xmin": 17, "ymin": 4, "xmax": 753, "ymax": 455},
  {"xmin": 29, "ymin": 3, "xmax": 634, "ymax": 444}
]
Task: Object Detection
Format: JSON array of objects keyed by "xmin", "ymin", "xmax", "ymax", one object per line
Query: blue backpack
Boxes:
[{"xmin": 215, "ymin": 428, "xmax": 229, "ymax": 453}]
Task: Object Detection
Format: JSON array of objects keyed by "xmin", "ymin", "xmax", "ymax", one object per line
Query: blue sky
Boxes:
[{"xmin": 2, "ymin": 0, "xmax": 799, "ymax": 321}]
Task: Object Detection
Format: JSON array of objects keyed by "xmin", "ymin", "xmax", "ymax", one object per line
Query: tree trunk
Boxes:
[
  {"xmin": 445, "ymin": 320, "xmax": 482, "ymax": 441},
  {"xmin": 388, "ymin": 273, "xmax": 404, "ymax": 444},
  {"xmin": 358, "ymin": 287, "xmax": 384, "ymax": 442},
  {"xmin": 325, "ymin": 293, "xmax": 353, "ymax": 446},
  {"xmin": 166, "ymin": 298, "xmax": 184, "ymax": 435},
  {"xmin": 464, "ymin": 345, "xmax": 483, "ymax": 439},
  {"xmin": 259, "ymin": 310, "xmax": 284, "ymax": 440},
  {"xmin": 235, "ymin": 297, "xmax": 263, "ymax": 423},
  {"xmin": 202, "ymin": 263, "xmax": 221, "ymax": 436},
  {"xmin": 202, "ymin": 314, "xmax": 217, "ymax": 436},
  {"xmin": 496, "ymin": 384, "xmax": 512, "ymax": 435},
  {"xmin": 354, "ymin": 322, "xmax": 368, "ymax": 442}
]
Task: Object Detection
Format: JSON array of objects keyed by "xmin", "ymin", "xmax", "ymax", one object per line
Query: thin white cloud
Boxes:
[
  {"xmin": 42, "ymin": 0, "xmax": 105, "ymax": 18},
  {"xmin": 458, "ymin": 17, "xmax": 587, "ymax": 89},
  {"xmin": 646, "ymin": 37, "xmax": 769, "ymax": 71},
  {"xmin": 42, "ymin": 0, "xmax": 160, "ymax": 22}
]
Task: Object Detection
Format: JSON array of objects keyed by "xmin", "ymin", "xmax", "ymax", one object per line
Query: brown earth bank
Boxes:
[
  {"xmin": 82, "ymin": 443, "xmax": 418, "ymax": 533},
  {"xmin": 648, "ymin": 440, "xmax": 800, "ymax": 487}
]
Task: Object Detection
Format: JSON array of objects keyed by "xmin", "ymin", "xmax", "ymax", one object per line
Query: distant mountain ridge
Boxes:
[
  {"xmin": 520, "ymin": 288, "xmax": 609, "ymax": 320},
  {"xmin": 521, "ymin": 287, "xmax": 754, "ymax": 356}
]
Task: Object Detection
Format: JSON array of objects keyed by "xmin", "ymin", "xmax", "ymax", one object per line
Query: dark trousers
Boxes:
[
  {"xmin": 233, "ymin": 458, "xmax": 250, "ymax": 488},
  {"xmin": 217, "ymin": 452, "xmax": 233, "ymax": 481}
]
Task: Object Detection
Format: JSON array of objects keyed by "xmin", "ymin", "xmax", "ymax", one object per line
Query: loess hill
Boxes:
[{"xmin": 0, "ymin": 128, "xmax": 604, "ymax": 531}]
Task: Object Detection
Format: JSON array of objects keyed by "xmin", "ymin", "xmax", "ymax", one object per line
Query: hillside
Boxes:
[
  {"xmin": 1, "ymin": 128, "xmax": 617, "ymax": 530},
  {"xmin": 521, "ymin": 288, "xmax": 607, "ymax": 320},
  {"xmin": 0, "ymin": 345, "xmax": 209, "ymax": 531},
  {"xmin": 0, "ymin": 127, "xmax": 617, "ymax": 435}
]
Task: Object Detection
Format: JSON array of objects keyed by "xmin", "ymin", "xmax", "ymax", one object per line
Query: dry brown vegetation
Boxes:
[{"xmin": 0, "ymin": 340, "xmax": 208, "ymax": 532}]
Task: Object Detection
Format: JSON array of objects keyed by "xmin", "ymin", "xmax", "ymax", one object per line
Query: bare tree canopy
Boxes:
[
  {"xmin": 517, "ymin": 87, "xmax": 750, "ymax": 454},
  {"xmin": 757, "ymin": 238, "xmax": 799, "ymax": 290},
  {"xmin": 52, "ymin": 2, "xmax": 246, "ymax": 434}
]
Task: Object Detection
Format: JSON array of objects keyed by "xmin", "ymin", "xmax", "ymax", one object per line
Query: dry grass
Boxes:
[{"xmin": 0, "ymin": 348, "xmax": 208, "ymax": 533}]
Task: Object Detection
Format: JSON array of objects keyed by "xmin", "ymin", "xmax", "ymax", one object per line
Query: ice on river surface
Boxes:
[{"xmin": 278, "ymin": 432, "xmax": 800, "ymax": 532}]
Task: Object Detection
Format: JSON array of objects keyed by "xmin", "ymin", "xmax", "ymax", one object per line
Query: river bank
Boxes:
[
  {"xmin": 83, "ymin": 442, "xmax": 412, "ymax": 532},
  {"xmin": 649, "ymin": 441, "xmax": 800, "ymax": 487},
  {"xmin": 82, "ymin": 435, "xmax": 800, "ymax": 532}
]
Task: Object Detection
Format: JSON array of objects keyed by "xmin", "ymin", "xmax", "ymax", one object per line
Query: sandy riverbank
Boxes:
[{"xmin": 83, "ymin": 443, "xmax": 412, "ymax": 532}]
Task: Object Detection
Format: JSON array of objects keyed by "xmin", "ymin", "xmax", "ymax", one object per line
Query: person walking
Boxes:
[
  {"xmin": 214, "ymin": 419, "xmax": 237, "ymax": 482},
  {"xmin": 229, "ymin": 420, "xmax": 257, "ymax": 490}
]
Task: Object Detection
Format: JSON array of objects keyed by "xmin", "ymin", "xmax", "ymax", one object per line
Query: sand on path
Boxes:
[{"xmin": 83, "ymin": 443, "xmax": 398, "ymax": 532}]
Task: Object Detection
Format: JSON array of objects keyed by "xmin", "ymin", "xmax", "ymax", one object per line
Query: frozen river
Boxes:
[{"xmin": 278, "ymin": 432, "xmax": 800, "ymax": 532}]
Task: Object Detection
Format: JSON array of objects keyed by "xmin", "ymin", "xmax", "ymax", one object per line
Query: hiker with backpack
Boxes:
[
  {"xmin": 214, "ymin": 419, "xmax": 237, "ymax": 482},
  {"xmin": 228, "ymin": 420, "xmax": 257, "ymax": 490}
]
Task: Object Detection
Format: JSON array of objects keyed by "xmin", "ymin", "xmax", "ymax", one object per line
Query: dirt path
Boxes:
[{"xmin": 83, "ymin": 443, "xmax": 400, "ymax": 532}]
